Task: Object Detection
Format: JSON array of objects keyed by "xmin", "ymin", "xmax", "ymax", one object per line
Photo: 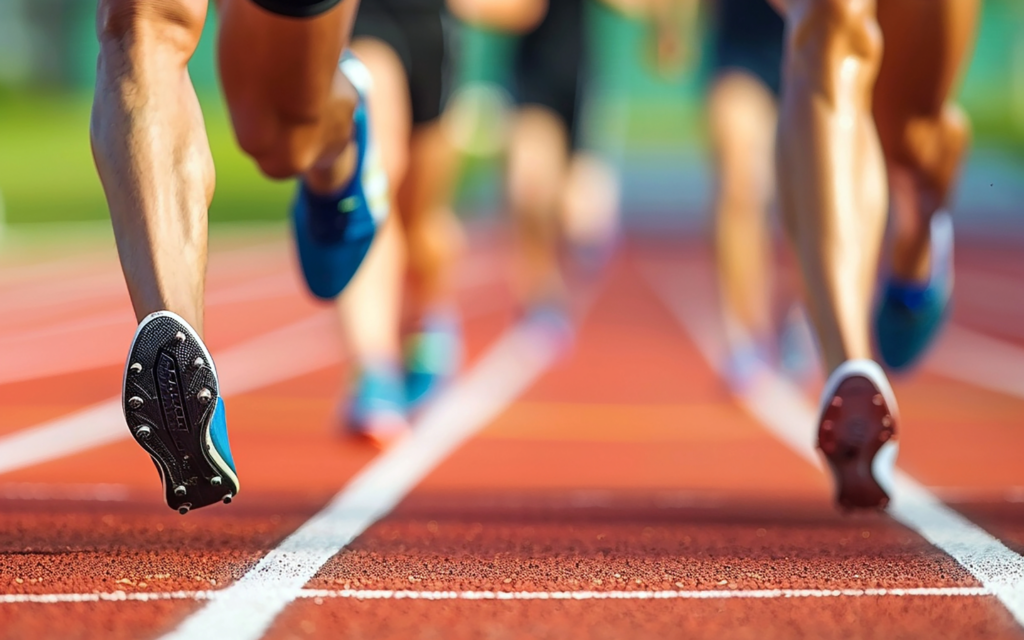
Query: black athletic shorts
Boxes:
[
  {"xmin": 250, "ymin": 0, "xmax": 343, "ymax": 18},
  {"xmin": 352, "ymin": 0, "xmax": 454, "ymax": 125},
  {"xmin": 712, "ymin": 0, "xmax": 785, "ymax": 96},
  {"xmin": 512, "ymin": 0, "xmax": 584, "ymax": 147}
]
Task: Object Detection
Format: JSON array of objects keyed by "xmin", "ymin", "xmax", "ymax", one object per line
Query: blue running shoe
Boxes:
[
  {"xmin": 876, "ymin": 211, "xmax": 954, "ymax": 371},
  {"xmin": 123, "ymin": 311, "xmax": 238, "ymax": 514},
  {"xmin": 404, "ymin": 312, "xmax": 463, "ymax": 411},
  {"xmin": 345, "ymin": 363, "xmax": 409, "ymax": 449},
  {"xmin": 291, "ymin": 54, "xmax": 389, "ymax": 300}
]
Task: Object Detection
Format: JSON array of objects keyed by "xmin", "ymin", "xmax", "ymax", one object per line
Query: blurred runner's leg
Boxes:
[
  {"xmin": 337, "ymin": 4, "xmax": 463, "ymax": 443},
  {"xmin": 708, "ymin": 0, "xmax": 784, "ymax": 389},
  {"xmin": 873, "ymin": 0, "xmax": 979, "ymax": 370},
  {"xmin": 399, "ymin": 119, "xmax": 465, "ymax": 409},
  {"xmin": 336, "ymin": 36, "xmax": 412, "ymax": 444},
  {"xmin": 507, "ymin": 0, "xmax": 582, "ymax": 317}
]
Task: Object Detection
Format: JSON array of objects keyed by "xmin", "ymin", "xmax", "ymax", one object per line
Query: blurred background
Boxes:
[{"xmin": 2, "ymin": 0, "xmax": 1024, "ymax": 237}]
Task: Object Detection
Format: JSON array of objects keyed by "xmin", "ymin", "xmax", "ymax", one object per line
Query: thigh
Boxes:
[
  {"xmin": 873, "ymin": 0, "xmax": 979, "ymax": 140},
  {"xmin": 217, "ymin": 0, "xmax": 358, "ymax": 151}
]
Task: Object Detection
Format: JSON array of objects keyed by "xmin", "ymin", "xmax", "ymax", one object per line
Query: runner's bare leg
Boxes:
[
  {"xmin": 773, "ymin": 0, "xmax": 886, "ymax": 373},
  {"xmin": 507, "ymin": 107, "xmax": 570, "ymax": 306},
  {"xmin": 91, "ymin": 0, "xmax": 359, "ymax": 334},
  {"xmin": 874, "ymin": 0, "xmax": 978, "ymax": 282},
  {"xmin": 337, "ymin": 38, "xmax": 410, "ymax": 368},
  {"xmin": 401, "ymin": 123, "xmax": 464, "ymax": 320},
  {"xmin": 710, "ymin": 71, "xmax": 778, "ymax": 349}
]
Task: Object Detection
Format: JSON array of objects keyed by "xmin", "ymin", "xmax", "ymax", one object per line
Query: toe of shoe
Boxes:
[{"xmin": 876, "ymin": 292, "xmax": 949, "ymax": 371}]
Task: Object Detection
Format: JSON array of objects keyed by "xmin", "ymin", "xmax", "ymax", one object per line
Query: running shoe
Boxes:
[
  {"xmin": 345, "ymin": 363, "xmax": 410, "ymax": 449},
  {"xmin": 816, "ymin": 359, "xmax": 899, "ymax": 510},
  {"xmin": 876, "ymin": 211, "xmax": 954, "ymax": 371},
  {"xmin": 123, "ymin": 311, "xmax": 238, "ymax": 514},
  {"xmin": 404, "ymin": 311, "xmax": 462, "ymax": 411},
  {"xmin": 291, "ymin": 54, "xmax": 389, "ymax": 300}
]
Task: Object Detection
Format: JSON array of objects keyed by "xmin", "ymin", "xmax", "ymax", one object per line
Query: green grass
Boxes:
[
  {"xmin": 0, "ymin": 91, "xmax": 294, "ymax": 225},
  {"xmin": 0, "ymin": 88, "xmax": 703, "ymax": 226}
]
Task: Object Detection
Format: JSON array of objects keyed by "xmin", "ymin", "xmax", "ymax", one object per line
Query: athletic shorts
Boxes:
[
  {"xmin": 352, "ymin": 1, "xmax": 454, "ymax": 125},
  {"xmin": 512, "ymin": 0, "xmax": 584, "ymax": 147},
  {"xmin": 712, "ymin": 0, "xmax": 785, "ymax": 96},
  {"xmin": 250, "ymin": 0, "xmax": 344, "ymax": 18}
]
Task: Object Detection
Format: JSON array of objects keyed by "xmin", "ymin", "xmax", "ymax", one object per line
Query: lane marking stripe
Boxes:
[
  {"xmin": 158, "ymin": 323, "xmax": 559, "ymax": 640},
  {"xmin": 929, "ymin": 324, "xmax": 1024, "ymax": 401},
  {"xmin": 0, "ymin": 249, "xmax": 508, "ymax": 476},
  {"xmin": 0, "ymin": 312, "xmax": 338, "ymax": 477},
  {"xmin": 640, "ymin": 259, "xmax": 1024, "ymax": 628},
  {"xmin": 0, "ymin": 586, "xmax": 991, "ymax": 604}
]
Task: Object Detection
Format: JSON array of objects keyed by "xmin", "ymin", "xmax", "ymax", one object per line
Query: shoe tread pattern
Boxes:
[
  {"xmin": 123, "ymin": 316, "xmax": 234, "ymax": 513},
  {"xmin": 817, "ymin": 375, "xmax": 896, "ymax": 510}
]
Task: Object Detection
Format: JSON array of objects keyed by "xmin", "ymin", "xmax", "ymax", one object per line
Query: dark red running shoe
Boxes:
[{"xmin": 817, "ymin": 359, "xmax": 899, "ymax": 510}]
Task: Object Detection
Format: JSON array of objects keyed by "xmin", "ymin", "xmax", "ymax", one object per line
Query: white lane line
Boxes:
[
  {"xmin": 0, "ymin": 273, "xmax": 302, "ymax": 386},
  {"xmin": 639, "ymin": 259, "xmax": 1024, "ymax": 628},
  {"xmin": 0, "ymin": 246, "xmax": 504, "ymax": 387},
  {"xmin": 158, "ymin": 322, "xmax": 559, "ymax": 640},
  {"xmin": 0, "ymin": 586, "xmax": 991, "ymax": 605},
  {"xmin": 928, "ymin": 324, "xmax": 1024, "ymax": 401},
  {"xmin": 0, "ymin": 312, "xmax": 338, "ymax": 477},
  {"xmin": 0, "ymin": 251, "xmax": 510, "ymax": 473}
]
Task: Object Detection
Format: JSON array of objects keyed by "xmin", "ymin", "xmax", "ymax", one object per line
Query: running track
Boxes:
[{"xmin": 4, "ymin": 225, "xmax": 1024, "ymax": 638}]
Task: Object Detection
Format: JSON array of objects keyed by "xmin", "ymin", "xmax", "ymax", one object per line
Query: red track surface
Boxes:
[{"xmin": 3, "ymin": 228, "xmax": 1024, "ymax": 639}]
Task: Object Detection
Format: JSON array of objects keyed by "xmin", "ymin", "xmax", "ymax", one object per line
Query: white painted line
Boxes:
[
  {"xmin": 158, "ymin": 323, "xmax": 558, "ymax": 640},
  {"xmin": 640, "ymin": 259, "xmax": 1024, "ymax": 628},
  {"xmin": 0, "ymin": 586, "xmax": 992, "ymax": 605},
  {"xmin": 0, "ymin": 246, "xmax": 504, "ymax": 387},
  {"xmin": 299, "ymin": 587, "xmax": 993, "ymax": 600},
  {"xmin": 928, "ymin": 324, "xmax": 1024, "ymax": 401},
  {"xmin": 0, "ymin": 312, "xmax": 338, "ymax": 477},
  {"xmin": 0, "ymin": 272, "xmax": 301, "ymax": 386}
]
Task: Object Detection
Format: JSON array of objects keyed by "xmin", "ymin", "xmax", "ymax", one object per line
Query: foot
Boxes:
[
  {"xmin": 816, "ymin": 359, "xmax": 899, "ymax": 510},
  {"xmin": 123, "ymin": 311, "xmax": 238, "ymax": 514},
  {"xmin": 345, "ymin": 363, "xmax": 410, "ymax": 449},
  {"xmin": 404, "ymin": 311, "xmax": 463, "ymax": 411},
  {"xmin": 291, "ymin": 54, "xmax": 389, "ymax": 300},
  {"xmin": 876, "ymin": 211, "xmax": 954, "ymax": 371}
]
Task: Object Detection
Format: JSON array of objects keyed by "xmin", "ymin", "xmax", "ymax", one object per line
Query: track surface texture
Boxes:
[{"xmin": 3, "ymin": 226, "xmax": 1024, "ymax": 639}]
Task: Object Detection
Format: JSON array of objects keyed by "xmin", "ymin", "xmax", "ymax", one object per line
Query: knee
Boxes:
[
  {"xmin": 239, "ymin": 124, "xmax": 319, "ymax": 180},
  {"xmin": 97, "ymin": 0, "xmax": 207, "ymax": 55},
  {"xmin": 235, "ymin": 97, "xmax": 357, "ymax": 181},
  {"xmin": 786, "ymin": 0, "xmax": 883, "ymax": 86}
]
